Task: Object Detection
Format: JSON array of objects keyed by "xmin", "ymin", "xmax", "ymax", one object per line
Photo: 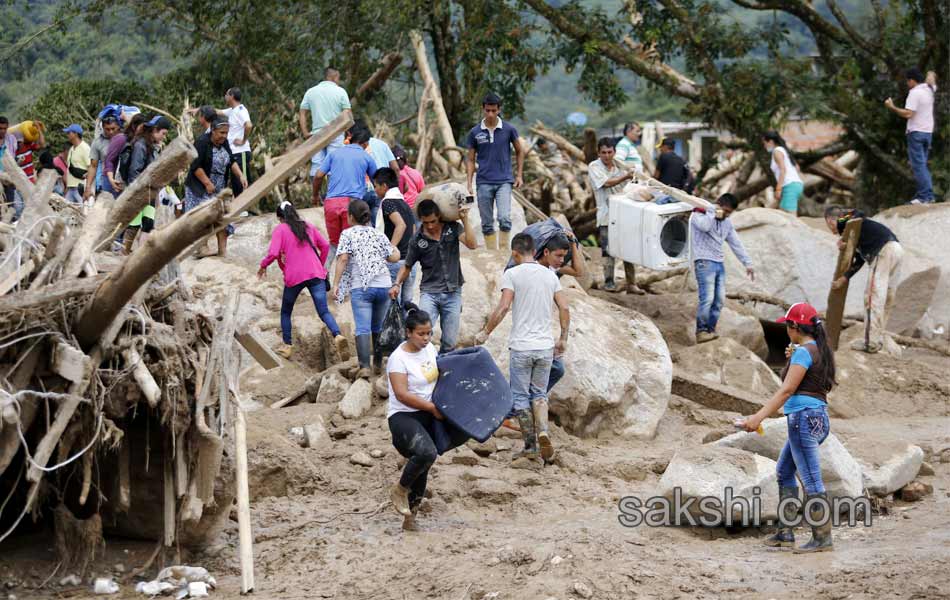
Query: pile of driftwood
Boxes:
[{"xmin": 0, "ymin": 112, "xmax": 352, "ymax": 591}]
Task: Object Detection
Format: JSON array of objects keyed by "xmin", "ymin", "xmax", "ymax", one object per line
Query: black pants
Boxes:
[
  {"xmin": 388, "ymin": 411, "xmax": 468, "ymax": 509},
  {"xmin": 232, "ymin": 150, "xmax": 252, "ymax": 196}
]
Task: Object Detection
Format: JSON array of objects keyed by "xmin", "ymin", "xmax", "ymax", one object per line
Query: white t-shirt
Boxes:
[
  {"xmin": 769, "ymin": 146, "xmax": 802, "ymax": 186},
  {"xmin": 386, "ymin": 342, "xmax": 439, "ymax": 417},
  {"xmin": 500, "ymin": 262, "xmax": 562, "ymax": 352},
  {"xmin": 905, "ymin": 84, "xmax": 934, "ymax": 133},
  {"xmin": 588, "ymin": 158, "xmax": 628, "ymax": 226},
  {"xmin": 225, "ymin": 104, "xmax": 252, "ymax": 153}
]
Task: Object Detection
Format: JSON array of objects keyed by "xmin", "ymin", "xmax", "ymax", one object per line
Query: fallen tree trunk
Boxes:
[
  {"xmin": 63, "ymin": 193, "xmax": 115, "ymax": 279},
  {"xmin": 353, "ymin": 52, "xmax": 402, "ymax": 104},
  {"xmin": 410, "ymin": 31, "xmax": 462, "ymax": 170},
  {"xmin": 530, "ymin": 122, "xmax": 585, "ymax": 162},
  {"xmin": 96, "ymin": 138, "xmax": 198, "ymax": 248},
  {"xmin": 76, "ymin": 192, "xmax": 228, "ymax": 350}
]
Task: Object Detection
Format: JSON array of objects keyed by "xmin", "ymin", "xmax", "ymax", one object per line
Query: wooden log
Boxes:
[
  {"xmin": 415, "ymin": 89, "xmax": 434, "ymax": 176},
  {"xmin": 530, "ymin": 122, "xmax": 585, "ymax": 162},
  {"xmin": 0, "ymin": 170, "xmax": 57, "ymax": 293},
  {"xmin": 78, "ymin": 450, "xmax": 93, "ymax": 505},
  {"xmin": 1, "ymin": 150, "xmax": 34, "ymax": 200},
  {"xmin": 0, "ymin": 258, "xmax": 34, "ymax": 295},
  {"xmin": 117, "ymin": 435, "xmax": 131, "ymax": 512},
  {"xmin": 726, "ymin": 291, "xmax": 791, "ymax": 310},
  {"xmin": 224, "ymin": 112, "xmax": 353, "ymax": 222},
  {"xmin": 0, "ymin": 345, "xmax": 42, "ymax": 476},
  {"xmin": 51, "ymin": 341, "xmax": 90, "ymax": 383},
  {"xmin": 410, "ymin": 31, "xmax": 462, "ymax": 169},
  {"xmin": 75, "ymin": 191, "xmax": 228, "ymax": 350},
  {"xmin": 26, "ymin": 394, "xmax": 82, "ymax": 483},
  {"xmin": 702, "ymin": 152, "xmax": 747, "ymax": 186},
  {"xmin": 234, "ymin": 326, "xmax": 281, "ymax": 370},
  {"xmin": 672, "ymin": 370, "xmax": 780, "ymax": 416},
  {"xmin": 354, "ymin": 52, "xmax": 403, "ymax": 104},
  {"xmin": 634, "ymin": 174, "xmax": 716, "ymax": 211},
  {"xmin": 163, "ymin": 443, "xmax": 175, "ymax": 547},
  {"xmin": 175, "ymin": 432, "xmax": 187, "ymax": 499},
  {"xmin": 0, "ymin": 276, "xmax": 102, "ymax": 319},
  {"xmin": 234, "ymin": 404, "xmax": 255, "ymax": 593},
  {"xmin": 122, "ymin": 347, "xmax": 161, "ymax": 408},
  {"xmin": 826, "ymin": 218, "xmax": 862, "ymax": 350},
  {"xmin": 96, "ymin": 138, "xmax": 197, "ymax": 248},
  {"xmin": 63, "ymin": 192, "xmax": 115, "ymax": 278}
]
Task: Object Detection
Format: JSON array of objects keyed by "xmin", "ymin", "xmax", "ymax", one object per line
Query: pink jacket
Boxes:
[
  {"xmin": 398, "ymin": 165, "xmax": 425, "ymax": 208},
  {"xmin": 260, "ymin": 222, "xmax": 330, "ymax": 287}
]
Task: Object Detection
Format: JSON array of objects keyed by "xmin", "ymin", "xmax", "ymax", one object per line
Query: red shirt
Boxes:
[{"xmin": 16, "ymin": 141, "xmax": 39, "ymax": 183}]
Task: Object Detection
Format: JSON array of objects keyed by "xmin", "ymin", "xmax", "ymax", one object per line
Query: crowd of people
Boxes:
[{"xmin": 0, "ymin": 64, "xmax": 935, "ymax": 545}]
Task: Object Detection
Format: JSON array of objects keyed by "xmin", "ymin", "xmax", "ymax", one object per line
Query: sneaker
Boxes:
[
  {"xmin": 334, "ymin": 334, "xmax": 350, "ymax": 361},
  {"xmin": 909, "ymin": 199, "xmax": 922, "ymax": 205},
  {"xmin": 603, "ymin": 280, "xmax": 618, "ymax": 292},
  {"xmin": 501, "ymin": 418, "xmax": 521, "ymax": 432},
  {"xmin": 626, "ymin": 284, "xmax": 646, "ymax": 295},
  {"xmin": 696, "ymin": 331, "xmax": 719, "ymax": 344},
  {"xmin": 356, "ymin": 367, "xmax": 373, "ymax": 379},
  {"xmin": 275, "ymin": 344, "xmax": 293, "ymax": 359}
]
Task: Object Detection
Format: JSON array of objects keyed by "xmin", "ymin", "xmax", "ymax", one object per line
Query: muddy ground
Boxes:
[{"xmin": 2, "ymin": 255, "xmax": 949, "ymax": 600}]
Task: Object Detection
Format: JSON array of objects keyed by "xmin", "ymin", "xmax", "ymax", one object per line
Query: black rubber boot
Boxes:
[
  {"xmin": 371, "ymin": 332, "xmax": 383, "ymax": 376},
  {"xmin": 355, "ymin": 334, "xmax": 373, "ymax": 379},
  {"xmin": 764, "ymin": 485, "xmax": 798, "ymax": 548},
  {"xmin": 793, "ymin": 492, "xmax": 834, "ymax": 553}
]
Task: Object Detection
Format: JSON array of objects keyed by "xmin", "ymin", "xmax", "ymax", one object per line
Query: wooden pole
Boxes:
[
  {"xmin": 234, "ymin": 404, "xmax": 255, "ymax": 594},
  {"xmin": 409, "ymin": 31, "xmax": 461, "ymax": 169},
  {"xmin": 826, "ymin": 218, "xmax": 862, "ymax": 350}
]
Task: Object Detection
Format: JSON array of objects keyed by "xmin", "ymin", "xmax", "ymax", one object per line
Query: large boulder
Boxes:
[
  {"xmin": 721, "ymin": 208, "xmax": 942, "ymax": 337},
  {"xmin": 871, "ymin": 204, "xmax": 950, "ymax": 339},
  {"xmin": 713, "ymin": 418, "xmax": 865, "ymax": 502},
  {"xmin": 657, "ymin": 446, "xmax": 781, "ymax": 525},
  {"xmin": 847, "ymin": 440, "xmax": 924, "ymax": 497},
  {"xmin": 673, "ymin": 337, "xmax": 780, "ymax": 397}
]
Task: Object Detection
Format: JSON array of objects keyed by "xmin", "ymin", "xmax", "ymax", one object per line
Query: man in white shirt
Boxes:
[
  {"xmin": 476, "ymin": 233, "xmax": 570, "ymax": 465},
  {"xmin": 215, "ymin": 87, "xmax": 253, "ymax": 196},
  {"xmin": 885, "ymin": 67, "xmax": 936, "ymax": 203},
  {"xmin": 588, "ymin": 137, "xmax": 644, "ymax": 294}
]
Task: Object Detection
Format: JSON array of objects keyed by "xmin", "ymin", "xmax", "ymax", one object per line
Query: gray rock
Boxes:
[
  {"xmin": 303, "ymin": 416, "xmax": 330, "ymax": 449},
  {"xmin": 467, "ymin": 439, "xmax": 497, "ymax": 457},
  {"xmin": 316, "ymin": 372, "xmax": 350, "ymax": 406},
  {"xmin": 898, "ymin": 480, "xmax": 933, "ymax": 502},
  {"xmin": 658, "ymin": 446, "xmax": 781, "ymax": 525},
  {"xmin": 369, "ymin": 449, "xmax": 385, "ymax": 459},
  {"xmin": 918, "ymin": 461, "xmax": 935, "ymax": 476},
  {"xmin": 338, "ymin": 378, "xmax": 373, "ymax": 419},
  {"xmin": 450, "ymin": 447, "xmax": 480, "ymax": 466},
  {"xmin": 712, "ymin": 418, "xmax": 864, "ymax": 503},
  {"xmin": 675, "ymin": 337, "xmax": 781, "ymax": 397},
  {"xmin": 572, "ymin": 581, "xmax": 594, "ymax": 599},
  {"xmin": 850, "ymin": 441, "xmax": 924, "ymax": 496},
  {"xmin": 349, "ymin": 452, "xmax": 374, "ymax": 467}
]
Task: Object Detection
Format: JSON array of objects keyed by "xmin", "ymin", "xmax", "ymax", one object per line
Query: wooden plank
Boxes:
[
  {"xmin": 671, "ymin": 371, "xmax": 780, "ymax": 417},
  {"xmin": 0, "ymin": 258, "xmax": 34, "ymax": 295},
  {"xmin": 163, "ymin": 443, "xmax": 175, "ymax": 547},
  {"xmin": 826, "ymin": 218, "xmax": 862, "ymax": 350},
  {"xmin": 225, "ymin": 112, "xmax": 353, "ymax": 222},
  {"xmin": 122, "ymin": 347, "xmax": 161, "ymax": 407},
  {"xmin": 63, "ymin": 192, "xmax": 115, "ymax": 278},
  {"xmin": 50, "ymin": 341, "xmax": 90, "ymax": 383},
  {"xmin": 234, "ymin": 326, "xmax": 281, "ymax": 370},
  {"xmin": 234, "ymin": 405, "xmax": 255, "ymax": 593},
  {"xmin": 26, "ymin": 394, "xmax": 82, "ymax": 483}
]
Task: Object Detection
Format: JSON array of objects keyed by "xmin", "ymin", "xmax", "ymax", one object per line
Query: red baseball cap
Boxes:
[{"xmin": 777, "ymin": 302, "xmax": 820, "ymax": 326}]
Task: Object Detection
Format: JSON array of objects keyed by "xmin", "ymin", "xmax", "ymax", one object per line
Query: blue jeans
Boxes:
[
  {"xmin": 547, "ymin": 357, "xmax": 565, "ymax": 393},
  {"xmin": 363, "ymin": 189, "xmax": 380, "ymax": 226},
  {"xmin": 388, "ymin": 260, "xmax": 416, "ymax": 305},
  {"xmin": 776, "ymin": 406, "xmax": 830, "ymax": 494},
  {"xmin": 420, "ymin": 290, "xmax": 462, "ymax": 354},
  {"xmin": 695, "ymin": 259, "xmax": 725, "ymax": 333},
  {"xmin": 509, "ymin": 349, "xmax": 554, "ymax": 412},
  {"xmin": 476, "ymin": 182, "xmax": 512, "ymax": 235},
  {"xmin": 281, "ymin": 277, "xmax": 339, "ymax": 344},
  {"xmin": 309, "ymin": 134, "xmax": 344, "ymax": 177},
  {"xmin": 65, "ymin": 188, "xmax": 83, "ymax": 204},
  {"xmin": 12, "ymin": 190, "xmax": 24, "ymax": 221},
  {"xmin": 350, "ymin": 286, "xmax": 391, "ymax": 336},
  {"xmin": 907, "ymin": 131, "xmax": 934, "ymax": 201}
]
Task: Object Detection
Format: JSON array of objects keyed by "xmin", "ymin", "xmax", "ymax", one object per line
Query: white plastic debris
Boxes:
[
  {"xmin": 59, "ymin": 575, "xmax": 82, "ymax": 587},
  {"xmin": 93, "ymin": 578, "xmax": 119, "ymax": 594},
  {"xmin": 550, "ymin": 555, "xmax": 564, "ymax": 566},
  {"xmin": 155, "ymin": 566, "xmax": 216, "ymax": 588},
  {"xmin": 187, "ymin": 582, "xmax": 209, "ymax": 597},
  {"xmin": 135, "ymin": 580, "xmax": 175, "ymax": 595}
]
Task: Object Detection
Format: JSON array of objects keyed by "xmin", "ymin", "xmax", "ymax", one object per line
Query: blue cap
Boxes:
[
  {"xmin": 62, "ymin": 124, "xmax": 83, "ymax": 135},
  {"xmin": 145, "ymin": 115, "xmax": 172, "ymax": 129}
]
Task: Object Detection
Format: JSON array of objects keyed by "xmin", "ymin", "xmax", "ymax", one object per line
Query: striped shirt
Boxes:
[{"xmin": 689, "ymin": 210, "xmax": 752, "ymax": 267}]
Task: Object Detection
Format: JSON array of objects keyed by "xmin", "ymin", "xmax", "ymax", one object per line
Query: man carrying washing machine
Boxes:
[{"xmin": 689, "ymin": 193, "xmax": 755, "ymax": 343}]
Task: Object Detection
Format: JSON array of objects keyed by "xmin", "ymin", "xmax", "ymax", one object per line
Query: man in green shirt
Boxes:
[
  {"xmin": 299, "ymin": 67, "xmax": 352, "ymax": 204},
  {"xmin": 615, "ymin": 122, "xmax": 644, "ymax": 173}
]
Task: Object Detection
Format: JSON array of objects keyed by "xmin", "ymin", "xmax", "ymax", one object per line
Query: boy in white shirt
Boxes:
[{"xmin": 476, "ymin": 233, "xmax": 570, "ymax": 464}]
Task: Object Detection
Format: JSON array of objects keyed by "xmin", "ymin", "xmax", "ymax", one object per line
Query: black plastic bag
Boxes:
[{"xmin": 378, "ymin": 300, "xmax": 406, "ymax": 354}]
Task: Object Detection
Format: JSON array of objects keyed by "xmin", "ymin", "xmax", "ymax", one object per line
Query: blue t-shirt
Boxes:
[
  {"xmin": 465, "ymin": 119, "xmax": 519, "ymax": 184},
  {"xmin": 322, "ymin": 145, "xmax": 377, "ymax": 200},
  {"xmin": 782, "ymin": 342, "xmax": 827, "ymax": 415},
  {"xmin": 367, "ymin": 137, "xmax": 396, "ymax": 170}
]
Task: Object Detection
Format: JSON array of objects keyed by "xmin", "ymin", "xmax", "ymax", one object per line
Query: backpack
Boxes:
[{"xmin": 117, "ymin": 142, "xmax": 135, "ymax": 183}]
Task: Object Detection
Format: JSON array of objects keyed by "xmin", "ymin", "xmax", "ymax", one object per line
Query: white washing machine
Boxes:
[{"xmin": 607, "ymin": 195, "xmax": 692, "ymax": 271}]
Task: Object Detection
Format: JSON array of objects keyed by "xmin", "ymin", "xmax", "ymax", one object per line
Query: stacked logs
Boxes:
[{"xmin": 0, "ymin": 113, "xmax": 352, "ymax": 584}]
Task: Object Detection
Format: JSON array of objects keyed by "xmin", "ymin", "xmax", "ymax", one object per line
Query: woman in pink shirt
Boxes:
[
  {"xmin": 394, "ymin": 144, "xmax": 425, "ymax": 208},
  {"xmin": 258, "ymin": 201, "xmax": 349, "ymax": 360}
]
